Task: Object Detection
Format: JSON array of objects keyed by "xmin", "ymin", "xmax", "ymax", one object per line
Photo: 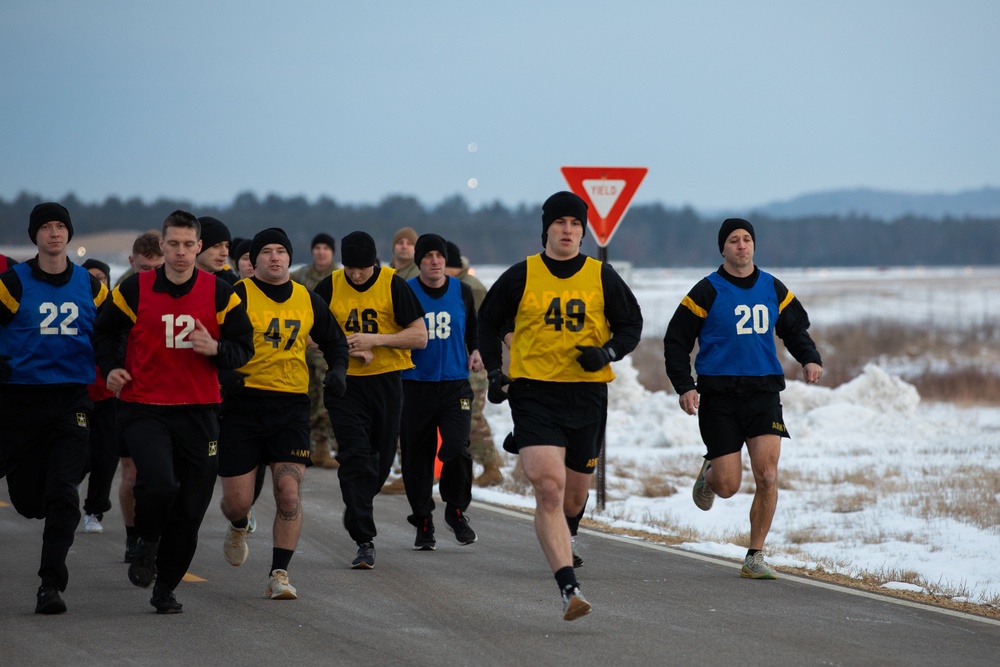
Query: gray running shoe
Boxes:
[
  {"xmin": 741, "ymin": 551, "xmax": 778, "ymax": 580},
  {"xmin": 692, "ymin": 459, "xmax": 715, "ymax": 511},
  {"xmin": 561, "ymin": 586, "xmax": 592, "ymax": 621},
  {"xmin": 352, "ymin": 542, "xmax": 375, "ymax": 569},
  {"xmin": 571, "ymin": 536, "xmax": 583, "ymax": 568}
]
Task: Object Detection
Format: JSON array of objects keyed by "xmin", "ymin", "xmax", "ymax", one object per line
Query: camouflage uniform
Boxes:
[
  {"xmin": 391, "ymin": 260, "xmax": 420, "ymax": 281},
  {"xmin": 291, "ymin": 261, "xmax": 340, "ymax": 462},
  {"xmin": 456, "ymin": 261, "xmax": 502, "ymax": 471}
]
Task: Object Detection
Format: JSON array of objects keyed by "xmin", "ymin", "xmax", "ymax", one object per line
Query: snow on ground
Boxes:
[
  {"xmin": 476, "ymin": 359, "xmax": 1000, "ymax": 605},
  {"xmin": 471, "ymin": 265, "xmax": 1000, "ymax": 607}
]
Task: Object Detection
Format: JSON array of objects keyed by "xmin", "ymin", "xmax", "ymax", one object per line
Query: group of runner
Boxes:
[{"xmin": 0, "ymin": 192, "xmax": 821, "ymax": 621}]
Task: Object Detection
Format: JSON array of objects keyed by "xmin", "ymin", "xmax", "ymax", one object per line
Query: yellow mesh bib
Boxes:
[{"xmin": 509, "ymin": 255, "xmax": 614, "ymax": 383}]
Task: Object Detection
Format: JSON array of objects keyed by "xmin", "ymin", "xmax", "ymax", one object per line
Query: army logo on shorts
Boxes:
[
  {"xmin": 460, "ymin": 398, "xmax": 471, "ymax": 411},
  {"xmin": 208, "ymin": 440, "xmax": 218, "ymax": 456},
  {"xmin": 76, "ymin": 413, "xmax": 88, "ymax": 428}
]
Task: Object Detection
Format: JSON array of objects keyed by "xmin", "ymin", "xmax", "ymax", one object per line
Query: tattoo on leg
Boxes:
[{"xmin": 273, "ymin": 463, "xmax": 303, "ymax": 522}]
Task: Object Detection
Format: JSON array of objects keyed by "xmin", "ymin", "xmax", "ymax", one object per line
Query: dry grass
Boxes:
[
  {"xmin": 900, "ymin": 465, "xmax": 1000, "ymax": 529},
  {"xmin": 633, "ymin": 318, "xmax": 1000, "ymax": 405}
]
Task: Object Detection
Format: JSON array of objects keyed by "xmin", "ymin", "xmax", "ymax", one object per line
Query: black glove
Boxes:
[
  {"xmin": 218, "ymin": 370, "xmax": 248, "ymax": 398},
  {"xmin": 575, "ymin": 345, "xmax": 612, "ymax": 372},
  {"xmin": 501, "ymin": 431, "xmax": 518, "ymax": 454},
  {"xmin": 487, "ymin": 370, "xmax": 509, "ymax": 404},
  {"xmin": 323, "ymin": 367, "xmax": 347, "ymax": 398},
  {"xmin": 0, "ymin": 355, "xmax": 11, "ymax": 383}
]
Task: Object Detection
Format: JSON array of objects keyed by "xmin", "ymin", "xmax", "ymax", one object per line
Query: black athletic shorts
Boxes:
[
  {"xmin": 218, "ymin": 393, "xmax": 311, "ymax": 477},
  {"xmin": 698, "ymin": 390, "xmax": 789, "ymax": 460},
  {"xmin": 508, "ymin": 379, "xmax": 607, "ymax": 474}
]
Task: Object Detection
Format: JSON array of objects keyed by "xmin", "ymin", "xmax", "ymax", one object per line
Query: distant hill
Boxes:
[{"xmin": 744, "ymin": 186, "xmax": 1000, "ymax": 221}]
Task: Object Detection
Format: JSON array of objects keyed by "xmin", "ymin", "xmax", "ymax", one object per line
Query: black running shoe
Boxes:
[
  {"xmin": 128, "ymin": 537, "xmax": 159, "ymax": 588},
  {"xmin": 445, "ymin": 508, "xmax": 477, "ymax": 545},
  {"xmin": 150, "ymin": 584, "xmax": 183, "ymax": 614},
  {"xmin": 124, "ymin": 535, "xmax": 139, "ymax": 564},
  {"xmin": 352, "ymin": 542, "xmax": 375, "ymax": 569},
  {"xmin": 413, "ymin": 518, "xmax": 436, "ymax": 551},
  {"xmin": 35, "ymin": 586, "xmax": 67, "ymax": 614}
]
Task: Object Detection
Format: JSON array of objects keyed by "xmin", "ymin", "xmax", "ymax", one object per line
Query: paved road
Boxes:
[{"xmin": 2, "ymin": 472, "xmax": 999, "ymax": 666}]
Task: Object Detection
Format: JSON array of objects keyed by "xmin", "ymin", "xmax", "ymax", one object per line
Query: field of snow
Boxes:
[{"xmin": 472, "ymin": 264, "xmax": 1000, "ymax": 607}]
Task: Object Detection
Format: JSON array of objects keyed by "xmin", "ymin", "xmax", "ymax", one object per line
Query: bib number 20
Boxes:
[{"xmin": 734, "ymin": 304, "xmax": 769, "ymax": 335}]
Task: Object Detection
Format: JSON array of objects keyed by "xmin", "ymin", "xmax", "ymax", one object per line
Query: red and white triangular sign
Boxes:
[{"xmin": 560, "ymin": 166, "xmax": 648, "ymax": 247}]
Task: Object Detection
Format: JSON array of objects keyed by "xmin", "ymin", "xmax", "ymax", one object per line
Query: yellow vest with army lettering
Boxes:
[
  {"xmin": 509, "ymin": 254, "xmax": 614, "ymax": 383},
  {"xmin": 329, "ymin": 267, "xmax": 413, "ymax": 376},
  {"xmin": 239, "ymin": 279, "xmax": 314, "ymax": 394}
]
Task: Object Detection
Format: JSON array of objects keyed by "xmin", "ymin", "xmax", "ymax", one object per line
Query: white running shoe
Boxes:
[
  {"xmin": 741, "ymin": 551, "xmax": 778, "ymax": 580},
  {"xmin": 266, "ymin": 569, "xmax": 298, "ymax": 600},
  {"xmin": 83, "ymin": 514, "xmax": 104, "ymax": 534},
  {"xmin": 561, "ymin": 586, "xmax": 592, "ymax": 621},
  {"xmin": 224, "ymin": 524, "xmax": 249, "ymax": 566}
]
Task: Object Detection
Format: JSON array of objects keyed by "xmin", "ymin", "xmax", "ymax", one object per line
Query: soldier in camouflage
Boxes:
[
  {"xmin": 290, "ymin": 233, "xmax": 340, "ymax": 469},
  {"xmin": 445, "ymin": 241, "xmax": 504, "ymax": 487}
]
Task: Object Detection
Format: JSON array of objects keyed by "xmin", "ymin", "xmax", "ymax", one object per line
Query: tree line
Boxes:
[{"xmin": 2, "ymin": 190, "xmax": 998, "ymax": 267}]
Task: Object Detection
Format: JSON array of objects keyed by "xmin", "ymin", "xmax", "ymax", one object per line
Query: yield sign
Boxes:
[{"xmin": 560, "ymin": 166, "xmax": 648, "ymax": 247}]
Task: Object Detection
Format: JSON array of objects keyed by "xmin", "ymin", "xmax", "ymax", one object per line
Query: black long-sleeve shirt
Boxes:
[
  {"xmin": 663, "ymin": 265, "xmax": 822, "ymax": 395},
  {"xmin": 478, "ymin": 253, "xmax": 643, "ymax": 373}
]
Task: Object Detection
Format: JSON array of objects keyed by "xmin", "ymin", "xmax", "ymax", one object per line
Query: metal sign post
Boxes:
[{"xmin": 561, "ymin": 166, "xmax": 648, "ymax": 511}]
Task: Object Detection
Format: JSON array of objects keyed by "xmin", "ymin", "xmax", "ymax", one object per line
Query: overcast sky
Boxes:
[{"xmin": 2, "ymin": 1, "xmax": 998, "ymax": 212}]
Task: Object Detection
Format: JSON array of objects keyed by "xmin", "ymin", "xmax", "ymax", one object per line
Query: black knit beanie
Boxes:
[
  {"xmin": 197, "ymin": 216, "xmax": 232, "ymax": 253},
  {"xmin": 82, "ymin": 258, "xmax": 111, "ymax": 283},
  {"xmin": 29, "ymin": 202, "xmax": 74, "ymax": 245},
  {"xmin": 340, "ymin": 231, "xmax": 378, "ymax": 268},
  {"xmin": 445, "ymin": 241, "xmax": 463, "ymax": 269},
  {"xmin": 311, "ymin": 232, "xmax": 336, "ymax": 252},
  {"xmin": 233, "ymin": 238, "xmax": 252, "ymax": 261},
  {"xmin": 249, "ymin": 227, "xmax": 293, "ymax": 267},
  {"xmin": 541, "ymin": 191, "xmax": 587, "ymax": 247},
  {"xmin": 718, "ymin": 218, "xmax": 756, "ymax": 253},
  {"xmin": 414, "ymin": 234, "xmax": 448, "ymax": 267}
]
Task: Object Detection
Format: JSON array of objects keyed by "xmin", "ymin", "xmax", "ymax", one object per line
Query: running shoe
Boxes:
[
  {"xmin": 150, "ymin": 583, "xmax": 183, "ymax": 614},
  {"xmin": 571, "ymin": 536, "xmax": 584, "ymax": 568},
  {"xmin": 124, "ymin": 535, "xmax": 139, "ymax": 564},
  {"xmin": 246, "ymin": 508, "xmax": 256, "ymax": 534},
  {"xmin": 266, "ymin": 569, "xmax": 298, "ymax": 600},
  {"xmin": 445, "ymin": 508, "xmax": 477, "ymax": 545},
  {"xmin": 561, "ymin": 586, "xmax": 592, "ymax": 621},
  {"xmin": 35, "ymin": 587, "xmax": 67, "ymax": 614},
  {"xmin": 413, "ymin": 518, "xmax": 436, "ymax": 551},
  {"xmin": 352, "ymin": 542, "xmax": 375, "ymax": 569},
  {"xmin": 128, "ymin": 537, "xmax": 159, "ymax": 588},
  {"xmin": 692, "ymin": 459, "xmax": 715, "ymax": 511},
  {"xmin": 224, "ymin": 524, "xmax": 250, "ymax": 566},
  {"xmin": 741, "ymin": 551, "xmax": 778, "ymax": 580},
  {"xmin": 82, "ymin": 513, "xmax": 104, "ymax": 534}
]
